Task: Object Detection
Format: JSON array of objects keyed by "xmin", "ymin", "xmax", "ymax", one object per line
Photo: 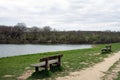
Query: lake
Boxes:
[{"xmin": 0, "ymin": 44, "xmax": 92, "ymax": 58}]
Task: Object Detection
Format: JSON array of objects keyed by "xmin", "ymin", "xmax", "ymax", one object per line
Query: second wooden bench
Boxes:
[{"xmin": 101, "ymin": 45, "xmax": 112, "ymax": 53}]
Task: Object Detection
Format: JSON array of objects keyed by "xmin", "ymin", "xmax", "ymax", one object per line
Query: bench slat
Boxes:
[
  {"xmin": 31, "ymin": 62, "xmax": 45, "ymax": 67},
  {"xmin": 31, "ymin": 59, "xmax": 58, "ymax": 67},
  {"xmin": 40, "ymin": 54, "xmax": 63, "ymax": 61}
]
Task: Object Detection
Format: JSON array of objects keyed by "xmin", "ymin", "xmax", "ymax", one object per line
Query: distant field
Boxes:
[{"xmin": 0, "ymin": 43, "xmax": 120, "ymax": 80}]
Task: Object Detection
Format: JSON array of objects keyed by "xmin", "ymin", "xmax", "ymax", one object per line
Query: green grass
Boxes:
[
  {"xmin": 115, "ymin": 71, "xmax": 120, "ymax": 80},
  {"xmin": 0, "ymin": 43, "xmax": 120, "ymax": 80}
]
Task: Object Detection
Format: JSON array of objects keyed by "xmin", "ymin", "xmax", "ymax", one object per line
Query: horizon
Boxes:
[{"xmin": 0, "ymin": 23, "xmax": 120, "ymax": 32}]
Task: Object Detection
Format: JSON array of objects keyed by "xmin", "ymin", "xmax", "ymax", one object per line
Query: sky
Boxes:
[{"xmin": 0, "ymin": 0, "xmax": 120, "ymax": 31}]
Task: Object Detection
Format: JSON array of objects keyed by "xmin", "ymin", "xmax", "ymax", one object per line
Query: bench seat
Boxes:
[{"xmin": 31, "ymin": 59, "xmax": 58, "ymax": 67}]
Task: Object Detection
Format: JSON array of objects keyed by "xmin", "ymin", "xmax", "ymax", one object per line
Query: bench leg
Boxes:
[
  {"xmin": 45, "ymin": 66, "xmax": 48, "ymax": 70},
  {"xmin": 49, "ymin": 64, "xmax": 60, "ymax": 71},
  {"xmin": 35, "ymin": 67, "xmax": 39, "ymax": 72},
  {"xmin": 50, "ymin": 64, "xmax": 52, "ymax": 70}
]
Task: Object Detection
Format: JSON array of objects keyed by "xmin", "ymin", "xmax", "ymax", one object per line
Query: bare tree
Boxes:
[
  {"xmin": 14, "ymin": 23, "xmax": 27, "ymax": 32},
  {"xmin": 43, "ymin": 26, "xmax": 51, "ymax": 32},
  {"xmin": 30, "ymin": 26, "xmax": 40, "ymax": 32},
  {"xmin": 12, "ymin": 23, "xmax": 27, "ymax": 39}
]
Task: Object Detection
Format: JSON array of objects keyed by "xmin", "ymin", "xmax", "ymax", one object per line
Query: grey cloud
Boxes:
[{"xmin": 0, "ymin": 0, "xmax": 120, "ymax": 31}]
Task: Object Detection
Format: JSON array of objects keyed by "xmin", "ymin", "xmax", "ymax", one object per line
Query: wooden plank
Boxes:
[
  {"xmin": 40, "ymin": 54, "xmax": 63, "ymax": 61},
  {"xmin": 48, "ymin": 59, "xmax": 58, "ymax": 64},
  {"xmin": 31, "ymin": 59, "xmax": 58, "ymax": 67},
  {"xmin": 31, "ymin": 62, "xmax": 45, "ymax": 67}
]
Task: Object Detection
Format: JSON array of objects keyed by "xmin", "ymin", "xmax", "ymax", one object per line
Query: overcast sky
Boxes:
[{"xmin": 0, "ymin": 0, "xmax": 120, "ymax": 31}]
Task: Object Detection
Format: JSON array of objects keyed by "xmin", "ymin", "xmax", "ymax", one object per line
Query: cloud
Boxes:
[{"xmin": 0, "ymin": 0, "xmax": 120, "ymax": 31}]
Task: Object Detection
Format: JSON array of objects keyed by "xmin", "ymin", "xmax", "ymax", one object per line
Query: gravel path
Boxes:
[{"xmin": 57, "ymin": 51, "xmax": 120, "ymax": 80}]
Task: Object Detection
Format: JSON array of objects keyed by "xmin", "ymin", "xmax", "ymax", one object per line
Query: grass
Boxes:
[
  {"xmin": 115, "ymin": 72, "xmax": 120, "ymax": 80},
  {"xmin": 0, "ymin": 43, "xmax": 120, "ymax": 80}
]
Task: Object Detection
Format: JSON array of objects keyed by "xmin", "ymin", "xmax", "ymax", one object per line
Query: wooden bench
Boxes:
[
  {"xmin": 31, "ymin": 54, "xmax": 63, "ymax": 72},
  {"xmin": 101, "ymin": 48, "xmax": 108, "ymax": 53},
  {"xmin": 101, "ymin": 45, "xmax": 112, "ymax": 53},
  {"xmin": 105, "ymin": 45, "xmax": 111, "ymax": 52}
]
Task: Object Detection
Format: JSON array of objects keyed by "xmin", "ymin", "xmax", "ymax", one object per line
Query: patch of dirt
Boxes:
[
  {"xmin": 56, "ymin": 51, "xmax": 120, "ymax": 80},
  {"xmin": 17, "ymin": 70, "xmax": 34, "ymax": 80},
  {"xmin": 89, "ymin": 53, "xmax": 100, "ymax": 56},
  {"xmin": 80, "ymin": 62, "xmax": 89, "ymax": 65},
  {"xmin": 3, "ymin": 75, "xmax": 15, "ymax": 78},
  {"xmin": 25, "ymin": 67, "xmax": 31, "ymax": 70}
]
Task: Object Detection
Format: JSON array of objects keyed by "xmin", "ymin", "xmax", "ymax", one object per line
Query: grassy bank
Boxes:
[{"xmin": 0, "ymin": 43, "xmax": 120, "ymax": 80}]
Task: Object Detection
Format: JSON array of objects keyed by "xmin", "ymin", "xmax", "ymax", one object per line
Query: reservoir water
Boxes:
[{"xmin": 0, "ymin": 44, "xmax": 92, "ymax": 58}]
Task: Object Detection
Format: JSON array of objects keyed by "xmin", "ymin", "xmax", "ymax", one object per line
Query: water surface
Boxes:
[{"xmin": 0, "ymin": 44, "xmax": 92, "ymax": 58}]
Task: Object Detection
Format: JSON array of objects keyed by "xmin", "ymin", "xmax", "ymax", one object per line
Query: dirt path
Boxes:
[
  {"xmin": 57, "ymin": 51, "xmax": 120, "ymax": 80},
  {"xmin": 17, "ymin": 70, "xmax": 34, "ymax": 80},
  {"xmin": 102, "ymin": 59, "xmax": 120, "ymax": 80}
]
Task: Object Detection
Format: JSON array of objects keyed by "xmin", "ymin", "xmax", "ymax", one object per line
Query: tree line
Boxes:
[{"xmin": 0, "ymin": 23, "xmax": 120, "ymax": 44}]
